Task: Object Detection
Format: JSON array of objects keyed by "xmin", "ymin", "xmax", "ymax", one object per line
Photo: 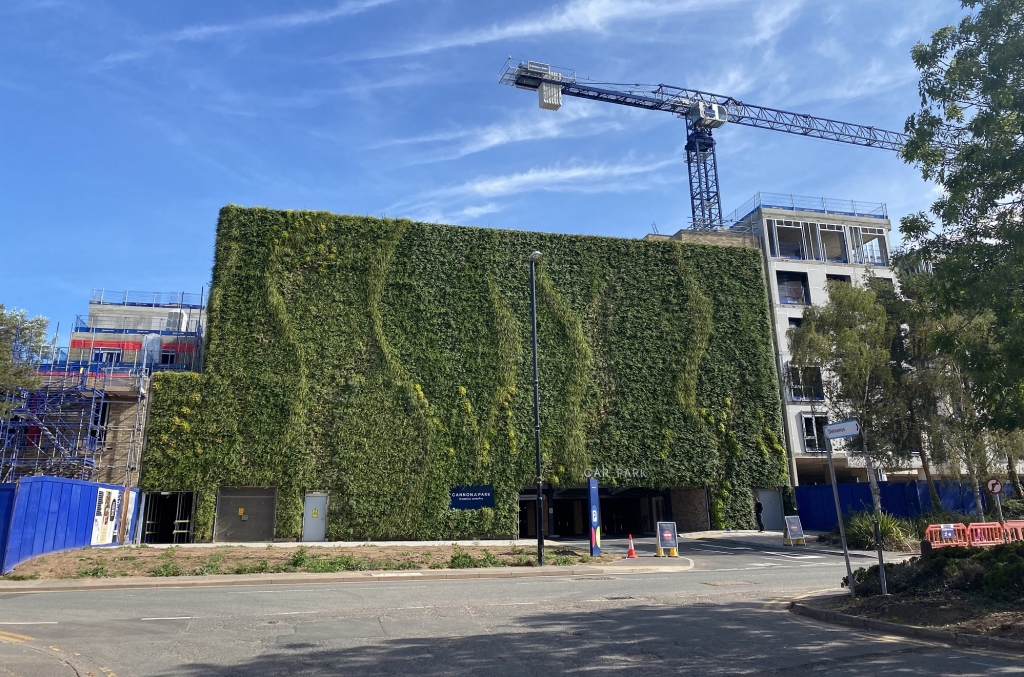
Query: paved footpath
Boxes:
[{"xmin": 1, "ymin": 533, "xmax": 1021, "ymax": 675}]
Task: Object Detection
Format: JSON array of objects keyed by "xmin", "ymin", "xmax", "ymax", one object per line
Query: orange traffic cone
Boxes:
[{"xmin": 627, "ymin": 534, "xmax": 638, "ymax": 558}]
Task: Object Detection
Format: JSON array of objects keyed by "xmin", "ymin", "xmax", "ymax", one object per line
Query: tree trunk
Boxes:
[
  {"xmin": 911, "ymin": 409, "xmax": 941, "ymax": 511},
  {"xmin": 965, "ymin": 456, "xmax": 985, "ymax": 520},
  {"xmin": 865, "ymin": 452, "xmax": 882, "ymax": 514},
  {"xmin": 1008, "ymin": 451, "xmax": 1024, "ymax": 499}
]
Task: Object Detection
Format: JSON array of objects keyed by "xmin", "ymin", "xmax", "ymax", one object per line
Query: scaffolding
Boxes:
[{"xmin": 1, "ymin": 289, "xmax": 205, "ymax": 486}]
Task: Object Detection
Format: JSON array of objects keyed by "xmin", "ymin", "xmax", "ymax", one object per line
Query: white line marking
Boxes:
[
  {"xmin": 141, "ymin": 616, "xmax": 192, "ymax": 621},
  {"xmin": 0, "ymin": 622, "xmax": 58, "ymax": 625},
  {"xmin": 267, "ymin": 611, "xmax": 319, "ymax": 616}
]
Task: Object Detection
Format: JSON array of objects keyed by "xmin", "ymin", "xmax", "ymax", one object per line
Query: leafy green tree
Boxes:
[
  {"xmin": 788, "ymin": 280, "xmax": 899, "ymax": 513},
  {"xmin": 0, "ymin": 305, "xmax": 49, "ymax": 417},
  {"xmin": 869, "ymin": 274, "xmax": 944, "ymax": 509},
  {"xmin": 899, "ymin": 0, "xmax": 1024, "ymax": 435}
]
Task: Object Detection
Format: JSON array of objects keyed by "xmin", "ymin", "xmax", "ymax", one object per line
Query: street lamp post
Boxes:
[{"xmin": 528, "ymin": 251, "xmax": 544, "ymax": 566}]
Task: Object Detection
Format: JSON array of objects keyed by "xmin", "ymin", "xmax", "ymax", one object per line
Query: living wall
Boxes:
[{"xmin": 141, "ymin": 207, "xmax": 788, "ymax": 540}]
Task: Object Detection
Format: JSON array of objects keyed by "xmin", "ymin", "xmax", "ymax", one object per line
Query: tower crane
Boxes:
[{"xmin": 499, "ymin": 59, "xmax": 907, "ymax": 230}]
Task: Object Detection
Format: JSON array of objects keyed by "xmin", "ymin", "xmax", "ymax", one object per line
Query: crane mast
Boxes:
[{"xmin": 499, "ymin": 59, "xmax": 906, "ymax": 230}]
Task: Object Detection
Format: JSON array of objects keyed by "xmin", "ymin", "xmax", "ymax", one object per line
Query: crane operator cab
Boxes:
[{"xmin": 689, "ymin": 101, "xmax": 729, "ymax": 128}]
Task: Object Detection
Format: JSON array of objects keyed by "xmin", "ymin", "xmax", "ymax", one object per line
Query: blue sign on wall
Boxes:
[{"xmin": 450, "ymin": 485, "xmax": 495, "ymax": 510}]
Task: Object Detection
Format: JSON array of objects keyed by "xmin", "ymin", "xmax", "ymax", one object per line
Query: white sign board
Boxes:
[
  {"xmin": 986, "ymin": 478, "xmax": 1003, "ymax": 495},
  {"xmin": 824, "ymin": 419, "xmax": 860, "ymax": 441},
  {"xmin": 91, "ymin": 488, "xmax": 122, "ymax": 546}
]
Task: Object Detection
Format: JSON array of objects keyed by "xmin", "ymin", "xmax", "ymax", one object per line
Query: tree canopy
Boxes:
[{"xmin": 0, "ymin": 305, "xmax": 49, "ymax": 417}]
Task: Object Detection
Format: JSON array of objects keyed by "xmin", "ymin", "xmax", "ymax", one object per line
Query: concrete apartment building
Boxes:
[{"xmin": 652, "ymin": 193, "xmax": 916, "ymax": 488}]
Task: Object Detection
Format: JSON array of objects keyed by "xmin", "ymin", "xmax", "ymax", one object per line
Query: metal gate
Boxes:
[
  {"xmin": 302, "ymin": 492, "xmax": 328, "ymax": 542},
  {"xmin": 142, "ymin": 491, "xmax": 195, "ymax": 543},
  {"xmin": 214, "ymin": 487, "xmax": 277, "ymax": 542}
]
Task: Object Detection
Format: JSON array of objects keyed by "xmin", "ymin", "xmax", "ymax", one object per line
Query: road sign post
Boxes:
[
  {"xmin": 824, "ymin": 418, "xmax": 861, "ymax": 598},
  {"xmin": 987, "ymin": 478, "xmax": 1005, "ymax": 528}
]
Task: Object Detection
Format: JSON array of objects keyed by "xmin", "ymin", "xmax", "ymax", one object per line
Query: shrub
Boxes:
[
  {"xmin": 1001, "ymin": 498, "xmax": 1024, "ymax": 520},
  {"xmin": 149, "ymin": 562, "xmax": 185, "ymax": 577},
  {"xmin": 832, "ymin": 511, "xmax": 913, "ymax": 551},
  {"xmin": 844, "ymin": 542, "xmax": 1024, "ymax": 601}
]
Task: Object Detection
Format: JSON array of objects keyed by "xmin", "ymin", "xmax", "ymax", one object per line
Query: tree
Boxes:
[
  {"xmin": 0, "ymin": 304, "xmax": 49, "ymax": 418},
  {"xmin": 869, "ymin": 274, "xmax": 944, "ymax": 510},
  {"xmin": 788, "ymin": 280, "xmax": 899, "ymax": 513},
  {"xmin": 899, "ymin": 0, "xmax": 1024, "ymax": 491}
]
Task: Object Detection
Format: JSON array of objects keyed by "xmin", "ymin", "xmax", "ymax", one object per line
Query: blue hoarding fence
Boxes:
[
  {"xmin": 795, "ymin": 480, "xmax": 1014, "ymax": 532},
  {"xmin": 0, "ymin": 484, "xmax": 15, "ymax": 567},
  {"xmin": 449, "ymin": 485, "xmax": 495, "ymax": 510},
  {"xmin": 1, "ymin": 477, "xmax": 140, "ymax": 575}
]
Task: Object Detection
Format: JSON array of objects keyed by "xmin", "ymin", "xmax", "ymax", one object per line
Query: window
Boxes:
[
  {"xmin": 802, "ymin": 415, "xmax": 829, "ymax": 452},
  {"xmin": 775, "ymin": 220, "xmax": 804, "ymax": 259},
  {"xmin": 819, "ymin": 224, "xmax": 848, "ymax": 263},
  {"xmin": 826, "ymin": 274, "xmax": 851, "ymax": 284},
  {"xmin": 851, "ymin": 227, "xmax": 889, "ymax": 266},
  {"xmin": 160, "ymin": 350, "xmax": 177, "ymax": 365},
  {"xmin": 776, "ymin": 271, "xmax": 810, "ymax": 305},
  {"xmin": 788, "ymin": 365, "xmax": 824, "ymax": 401},
  {"xmin": 92, "ymin": 349, "xmax": 122, "ymax": 364},
  {"xmin": 788, "ymin": 317, "xmax": 803, "ymax": 328}
]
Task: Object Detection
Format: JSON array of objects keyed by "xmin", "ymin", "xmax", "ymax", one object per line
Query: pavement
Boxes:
[{"xmin": 3, "ymin": 532, "xmax": 1014, "ymax": 676}]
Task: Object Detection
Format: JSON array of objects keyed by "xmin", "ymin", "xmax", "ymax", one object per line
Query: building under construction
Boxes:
[{"xmin": 0, "ymin": 290, "xmax": 205, "ymax": 488}]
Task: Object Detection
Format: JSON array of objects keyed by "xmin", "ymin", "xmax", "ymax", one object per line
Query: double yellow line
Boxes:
[{"xmin": 0, "ymin": 629, "xmax": 34, "ymax": 643}]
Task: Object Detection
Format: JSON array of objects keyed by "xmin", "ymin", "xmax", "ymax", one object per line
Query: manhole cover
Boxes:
[{"xmin": 702, "ymin": 581, "xmax": 753, "ymax": 586}]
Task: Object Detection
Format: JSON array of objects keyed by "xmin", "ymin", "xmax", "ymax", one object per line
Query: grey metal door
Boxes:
[
  {"xmin": 302, "ymin": 492, "xmax": 328, "ymax": 542},
  {"xmin": 756, "ymin": 489, "xmax": 785, "ymax": 531},
  {"xmin": 214, "ymin": 487, "xmax": 277, "ymax": 542}
]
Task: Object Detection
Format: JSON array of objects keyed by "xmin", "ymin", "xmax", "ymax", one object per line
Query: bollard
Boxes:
[{"xmin": 873, "ymin": 518, "xmax": 888, "ymax": 595}]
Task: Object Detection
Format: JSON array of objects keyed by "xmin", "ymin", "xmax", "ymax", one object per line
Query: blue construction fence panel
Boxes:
[
  {"xmin": 0, "ymin": 484, "xmax": 15, "ymax": 569},
  {"xmin": 795, "ymin": 480, "xmax": 1014, "ymax": 533},
  {"xmin": 1, "ymin": 477, "xmax": 140, "ymax": 575}
]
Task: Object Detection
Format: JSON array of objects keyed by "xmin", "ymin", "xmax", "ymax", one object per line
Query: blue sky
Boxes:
[{"xmin": 1, "ymin": 0, "xmax": 962, "ymax": 334}]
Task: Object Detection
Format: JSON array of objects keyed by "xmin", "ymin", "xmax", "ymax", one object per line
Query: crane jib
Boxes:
[{"xmin": 500, "ymin": 59, "xmax": 906, "ymax": 229}]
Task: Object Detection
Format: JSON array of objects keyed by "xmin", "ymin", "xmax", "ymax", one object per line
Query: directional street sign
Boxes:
[
  {"xmin": 824, "ymin": 419, "xmax": 860, "ymax": 441},
  {"xmin": 987, "ymin": 477, "xmax": 1004, "ymax": 495}
]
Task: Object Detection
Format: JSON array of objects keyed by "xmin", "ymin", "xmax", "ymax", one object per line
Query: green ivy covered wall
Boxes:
[{"xmin": 141, "ymin": 206, "xmax": 788, "ymax": 540}]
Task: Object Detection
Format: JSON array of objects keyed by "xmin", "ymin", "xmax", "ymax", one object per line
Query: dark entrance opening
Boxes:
[
  {"xmin": 523, "ymin": 486, "xmax": 668, "ymax": 538},
  {"xmin": 142, "ymin": 491, "xmax": 195, "ymax": 544}
]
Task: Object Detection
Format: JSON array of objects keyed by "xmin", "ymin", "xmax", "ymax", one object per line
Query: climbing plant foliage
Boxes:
[{"xmin": 142, "ymin": 207, "xmax": 788, "ymax": 539}]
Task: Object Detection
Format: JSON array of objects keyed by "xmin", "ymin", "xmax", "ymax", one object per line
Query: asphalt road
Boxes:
[{"xmin": 0, "ymin": 537, "xmax": 1020, "ymax": 676}]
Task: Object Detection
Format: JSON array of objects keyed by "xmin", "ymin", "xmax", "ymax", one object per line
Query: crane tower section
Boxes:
[{"xmin": 499, "ymin": 59, "xmax": 906, "ymax": 231}]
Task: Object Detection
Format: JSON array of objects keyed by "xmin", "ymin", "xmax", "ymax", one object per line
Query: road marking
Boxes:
[
  {"xmin": 267, "ymin": 611, "xmax": 319, "ymax": 616},
  {"xmin": 0, "ymin": 630, "xmax": 33, "ymax": 643},
  {"xmin": 0, "ymin": 622, "xmax": 57, "ymax": 625},
  {"xmin": 140, "ymin": 616, "xmax": 192, "ymax": 621}
]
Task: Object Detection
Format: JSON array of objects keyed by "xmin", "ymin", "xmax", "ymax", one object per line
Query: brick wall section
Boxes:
[{"xmin": 670, "ymin": 486, "xmax": 710, "ymax": 532}]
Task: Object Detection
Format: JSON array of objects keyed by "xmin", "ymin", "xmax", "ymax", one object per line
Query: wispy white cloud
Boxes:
[
  {"xmin": 745, "ymin": 0, "xmax": 803, "ymax": 45},
  {"xmin": 376, "ymin": 103, "xmax": 625, "ymax": 162},
  {"xmin": 100, "ymin": 0, "xmax": 395, "ymax": 65},
  {"xmin": 389, "ymin": 157, "xmax": 683, "ymax": 224},
  {"xmin": 165, "ymin": 0, "xmax": 394, "ymax": 42},
  {"xmin": 353, "ymin": 0, "xmax": 750, "ymax": 60},
  {"xmin": 428, "ymin": 158, "xmax": 681, "ymax": 200}
]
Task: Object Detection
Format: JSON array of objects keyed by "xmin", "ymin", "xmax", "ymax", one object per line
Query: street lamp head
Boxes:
[{"xmin": 528, "ymin": 251, "xmax": 542, "ymax": 262}]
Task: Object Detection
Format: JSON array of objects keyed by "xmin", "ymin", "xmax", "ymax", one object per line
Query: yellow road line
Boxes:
[{"xmin": 0, "ymin": 630, "xmax": 34, "ymax": 643}]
